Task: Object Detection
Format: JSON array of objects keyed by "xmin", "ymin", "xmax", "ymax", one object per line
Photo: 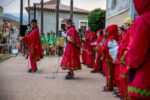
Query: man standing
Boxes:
[{"xmin": 22, "ymin": 19, "xmax": 43, "ymax": 73}]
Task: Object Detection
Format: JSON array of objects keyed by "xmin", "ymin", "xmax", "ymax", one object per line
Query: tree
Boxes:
[{"xmin": 88, "ymin": 8, "xmax": 106, "ymax": 32}]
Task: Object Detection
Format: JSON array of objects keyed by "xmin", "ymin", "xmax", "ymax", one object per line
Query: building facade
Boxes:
[
  {"xmin": 106, "ymin": 0, "xmax": 137, "ymax": 26},
  {"xmin": 26, "ymin": 0, "xmax": 89, "ymax": 34}
]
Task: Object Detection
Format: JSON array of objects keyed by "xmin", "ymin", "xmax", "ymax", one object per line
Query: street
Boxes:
[{"xmin": 0, "ymin": 56, "xmax": 119, "ymax": 100}]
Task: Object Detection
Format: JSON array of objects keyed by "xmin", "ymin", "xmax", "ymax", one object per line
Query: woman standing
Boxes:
[{"xmin": 61, "ymin": 18, "xmax": 82, "ymax": 79}]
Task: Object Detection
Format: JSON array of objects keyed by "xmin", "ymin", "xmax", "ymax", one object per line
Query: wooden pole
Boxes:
[
  {"xmin": 70, "ymin": 0, "xmax": 73, "ymax": 21},
  {"xmin": 28, "ymin": 0, "xmax": 30, "ymax": 23},
  {"xmin": 56, "ymin": 0, "xmax": 60, "ymax": 36},
  {"xmin": 20, "ymin": 0, "xmax": 23, "ymax": 25},
  {"xmin": 34, "ymin": 3, "xmax": 36, "ymax": 20},
  {"xmin": 41, "ymin": 0, "xmax": 44, "ymax": 34}
]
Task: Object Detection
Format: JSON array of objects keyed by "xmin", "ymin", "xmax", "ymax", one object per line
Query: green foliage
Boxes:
[{"xmin": 88, "ymin": 8, "xmax": 106, "ymax": 32}]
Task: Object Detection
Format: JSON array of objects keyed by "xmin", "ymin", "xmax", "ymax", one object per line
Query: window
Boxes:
[
  {"xmin": 60, "ymin": 19, "xmax": 65, "ymax": 31},
  {"xmin": 112, "ymin": 0, "xmax": 117, "ymax": 8},
  {"xmin": 79, "ymin": 20, "xmax": 88, "ymax": 32}
]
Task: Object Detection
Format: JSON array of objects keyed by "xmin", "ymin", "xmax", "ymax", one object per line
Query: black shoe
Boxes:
[
  {"xmin": 25, "ymin": 55, "xmax": 28, "ymax": 59},
  {"xmin": 65, "ymin": 72, "xmax": 74, "ymax": 79},
  {"xmin": 28, "ymin": 69, "xmax": 38, "ymax": 73},
  {"xmin": 113, "ymin": 90, "xmax": 119, "ymax": 96},
  {"xmin": 102, "ymin": 86, "xmax": 113, "ymax": 92},
  {"xmin": 114, "ymin": 93, "xmax": 122, "ymax": 99},
  {"xmin": 28, "ymin": 69, "xmax": 32, "ymax": 73},
  {"xmin": 91, "ymin": 70, "xmax": 99, "ymax": 73}
]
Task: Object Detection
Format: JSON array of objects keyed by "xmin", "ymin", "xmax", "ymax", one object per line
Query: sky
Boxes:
[{"xmin": 1, "ymin": 0, "xmax": 106, "ymax": 14}]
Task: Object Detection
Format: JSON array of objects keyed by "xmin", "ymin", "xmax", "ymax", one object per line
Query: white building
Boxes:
[
  {"xmin": 26, "ymin": 0, "xmax": 89, "ymax": 34},
  {"xmin": 106, "ymin": 0, "xmax": 137, "ymax": 26}
]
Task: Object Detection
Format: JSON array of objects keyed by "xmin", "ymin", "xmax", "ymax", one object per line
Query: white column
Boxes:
[{"xmin": 129, "ymin": 0, "xmax": 138, "ymax": 19}]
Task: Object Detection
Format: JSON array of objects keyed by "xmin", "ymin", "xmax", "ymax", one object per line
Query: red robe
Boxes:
[
  {"xmin": 127, "ymin": 0, "xmax": 150, "ymax": 99},
  {"xmin": 81, "ymin": 35, "xmax": 87, "ymax": 64},
  {"xmin": 23, "ymin": 26, "xmax": 43, "ymax": 72},
  {"xmin": 82, "ymin": 29, "xmax": 90, "ymax": 65},
  {"xmin": 93, "ymin": 34, "xmax": 104, "ymax": 71},
  {"xmin": 114, "ymin": 34, "xmax": 123, "ymax": 86},
  {"xmin": 117, "ymin": 29, "xmax": 130, "ymax": 100},
  {"xmin": 86, "ymin": 33, "xmax": 94, "ymax": 68},
  {"xmin": 86, "ymin": 32, "xmax": 97, "ymax": 68},
  {"xmin": 105, "ymin": 25, "xmax": 118, "ymax": 91},
  {"xmin": 101, "ymin": 36, "xmax": 108, "ymax": 76},
  {"xmin": 61, "ymin": 26, "xmax": 81, "ymax": 71}
]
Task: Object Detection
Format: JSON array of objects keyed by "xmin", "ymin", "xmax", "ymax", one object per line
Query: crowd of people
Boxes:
[
  {"xmin": 60, "ymin": 0, "xmax": 150, "ymax": 99},
  {"xmin": 80, "ymin": 18, "xmax": 131, "ymax": 100},
  {"xmin": 40, "ymin": 31, "xmax": 63, "ymax": 56},
  {"xmin": 59, "ymin": 17, "xmax": 133, "ymax": 99},
  {"xmin": 20, "ymin": 0, "xmax": 150, "ymax": 100}
]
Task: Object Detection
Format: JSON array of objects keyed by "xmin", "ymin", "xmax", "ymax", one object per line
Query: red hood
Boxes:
[
  {"xmin": 106, "ymin": 24, "xmax": 118, "ymax": 36},
  {"xmin": 86, "ymin": 33, "xmax": 91, "ymax": 39},
  {"xmin": 85, "ymin": 29, "xmax": 91, "ymax": 39},
  {"xmin": 91, "ymin": 32, "xmax": 97, "ymax": 40},
  {"xmin": 133, "ymin": 0, "xmax": 150, "ymax": 15},
  {"xmin": 98, "ymin": 29, "xmax": 103, "ymax": 35},
  {"xmin": 85, "ymin": 29, "xmax": 90, "ymax": 35}
]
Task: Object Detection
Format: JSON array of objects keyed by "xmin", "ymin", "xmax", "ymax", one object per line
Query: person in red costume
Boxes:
[
  {"xmin": 22, "ymin": 19, "xmax": 43, "ymax": 73},
  {"xmin": 89, "ymin": 32, "xmax": 97, "ymax": 67},
  {"xmin": 113, "ymin": 26, "xmax": 126, "ymax": 97},
  {"xmin": 81, "ymin": 29, "xmax": 91, "ymax": 65},
  {"xmin": 91, "ymin": 29, "xmax": 104, "ymax": 73},
  {"xmin": 101, "ymin": 29, "xmax": 108, "ymax": 76},
  {"xmin": 102, "ymin": 25, "xmax": 118, "ymax": 92},
  {"xmin": 126, "ymin": 0, "xmax": 150, "ymax": 99},
  {"xmin": 86, "ymin": 32, "xmax": 94, "ymax": 68},
  {"xmin": 116, "ymin": 17, "xmax": 132, "ymax": 100},
  {"xmin": 86, "ymin": 32, "xmax": 97, "ymax": 68},
  {"xmin": 102, "ymin": 25, "xmax": 118, "ymax": 91},
  {"xmin": 61, "ymin": 18, "xmax": 82, "ymax": 79},
  {"xmin": 118, "ymin": 26, "xmax": 125, "ymax": 45}
]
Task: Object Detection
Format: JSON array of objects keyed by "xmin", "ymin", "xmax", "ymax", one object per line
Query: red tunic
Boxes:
[
  {"xmin": 93, "ymin": 33, "xmax": 104, "ymax": 71},
  {"xmin": 23, "ymin": 26, "xmax": 43, "ymax": 61},
  {"xmin": 101, "ymin": 36, "xmax": 109, "ymax": 76},
  {"xmin": 82, "ymin": 29, "xmax": 91, "ymax": 65},
  {"xmin": 127, "ymin": 0, "xmax": 150, "ymax": 99},
  {"xmin": 61, "ymin": 26, "xmax": 81, "ymax": 71},
  {"xmin": 117, "ymin": 29, "xmax": 130, "ymax": 99},
  {"xmin": 104, "ymin": 25, "xmax": 118, "ymax": 91},
  {"xmin": 22, "ymin": 26, "xmax": 43, "ymax": 72},
  {"xmin": 86, "ymin": 34, "xmax": 94, "ymax": 68},
  {"xmin": 81, "ymin": 35, "xmax": 87, "ymax": 64}
]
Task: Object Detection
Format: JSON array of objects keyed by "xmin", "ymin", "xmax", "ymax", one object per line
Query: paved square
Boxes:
[{"xmin": 0, "ymin": 56, "xmax": 119, "ymax": 100}]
